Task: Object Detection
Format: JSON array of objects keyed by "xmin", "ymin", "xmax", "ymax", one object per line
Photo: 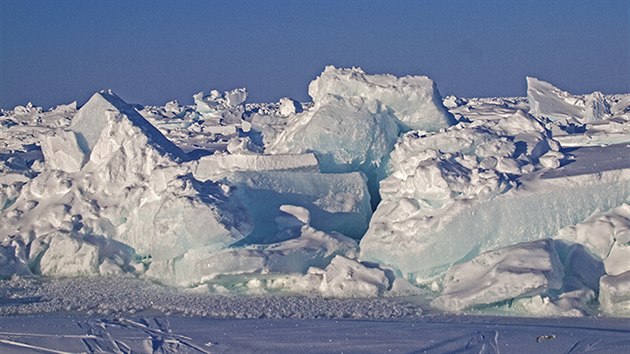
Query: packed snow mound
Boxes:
[
  {"xmin": 527, "ymin": 77, "xmax": 611, "ymax": 124},
  {"xmin": 308, "ymin": 66, "xmax": 455, "ymax": 131},
  {"xmin": 432, "ymin": 239, "xmax": 563, "ymax": 312},
  {"xmin": 1, "ymin": 91, "xmax": 252, "ymax": 283}
]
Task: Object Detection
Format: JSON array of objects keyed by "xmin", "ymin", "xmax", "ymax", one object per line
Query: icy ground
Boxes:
[
  {"xmin": 1, "ymin": 65, "xmax": 630, "ymax": 337},
  {"xmin": 1, "ymin": 314, "xmax": 629, "ymax": 353}
]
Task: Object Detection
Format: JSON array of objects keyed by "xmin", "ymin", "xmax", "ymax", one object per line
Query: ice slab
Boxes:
[
  {"xmin": 267, "ymin": 96, "xmax": 399, "ymax": 194},
  {"xmin": 70, "ymin": 90, "xmax": 185, "ymax": 161},
  {"xmin": 40, "ymin": 130, "xmax": 86, "ymax": 172},
  {"xmin": 527, "ymin": 77, "xmax": 610, "ymax": 124},
  {"xmin": 309, "ymin": 66, "xmax": 454, "ymax": 131},
  {"xmin": 191, "ymin": 153, "xmax": 319, "ymax": 181},
  {"xmin": 432, "ymin": 239, "xmax": 563, "ymax": 312},
  {"xmin": 224, "ymin": 171, "xmax": 371, "ymax": 242},
  {"xmin": 361, "ymin": 143, "xmax": 630, "ymax": 282}
]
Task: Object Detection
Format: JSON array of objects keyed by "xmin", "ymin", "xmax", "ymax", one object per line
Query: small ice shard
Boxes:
[{"xmin": 278, "ymin": 97, "xmax": 302, "ymax": 117}]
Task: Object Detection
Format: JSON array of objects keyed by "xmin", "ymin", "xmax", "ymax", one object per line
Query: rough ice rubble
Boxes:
[
  {"xmin": 1, "ymin": 91, "xmax": 251, "ymax": 282},
  {"xmin": 527, "ymin": 77, "xmax": 630, "ymax": 147},
  {"xmin": 267, "ymin": 66, "xmax": 455, "ymax": 203},
  {"xmin": 2, "ymin": 67, "xmax": 630, "ymax": 315},
  {"xmin": 0, "ymin": 85, "xmax": 373, "ymax": 287},
  {"xmin": 360, "ymin": 109, "xmax": 563, "ymax": 279},
  {"xmin": 359, "ymin": 78, "xmax": 630, "ymax": 314}
]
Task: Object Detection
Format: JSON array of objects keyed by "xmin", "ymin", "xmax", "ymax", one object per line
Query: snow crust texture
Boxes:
[{"xmin": 1, "ymin": 66, "xmax": 630, "ymax": 317}]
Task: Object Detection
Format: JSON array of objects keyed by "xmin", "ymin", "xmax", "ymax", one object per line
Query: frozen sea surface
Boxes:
[{"xmin": 1, "ymin": 314, "xmax": 629, "ymax": 353}]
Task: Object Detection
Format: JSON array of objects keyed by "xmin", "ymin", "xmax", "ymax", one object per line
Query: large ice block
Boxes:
[{"xmin": 361, "ymin": 144, "xmax": 630, "ymax": 282}]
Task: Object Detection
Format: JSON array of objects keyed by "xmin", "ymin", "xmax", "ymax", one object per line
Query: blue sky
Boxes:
[{"xmin": 1, "ymin": 0, "xmax": 629, "ymax": 109}]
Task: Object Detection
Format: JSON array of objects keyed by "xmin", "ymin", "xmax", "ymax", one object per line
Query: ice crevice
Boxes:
[{"xmin": 1, "ymin": 66, "xmax": 630, "ymax": 316}]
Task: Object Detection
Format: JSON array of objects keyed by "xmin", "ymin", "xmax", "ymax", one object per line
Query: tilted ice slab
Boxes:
[
  {"xmin": 432, "ymin": 239, "xmax": 563, "ymax": 312},
  {"xmin": 267, "ymin": 95, "xmax": 399, "ymax": 181},
  {"xmin": 361, "ymin": 143, "xmax": 630, "ymax": 283},
  {"xmin": 70, "ymin": 90, "xmax": 186, "ymax": 161},
  {"xmin": 527, "ymin": 77, "xmax": 611, "ymax": 124}
]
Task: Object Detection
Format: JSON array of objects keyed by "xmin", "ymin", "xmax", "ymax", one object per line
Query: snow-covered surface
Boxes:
[
  {"xmin": 2, "ymin": 67, "xmax": 630, "ymax": 322},
  {"xmin": 0, "ymin": 313, "xmax": 629, "ymax": 353}
]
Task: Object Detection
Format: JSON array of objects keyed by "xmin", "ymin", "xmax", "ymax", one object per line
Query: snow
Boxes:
[
  {"xmin": 600, "ymin": 270, "xmax": 630, "ymax": 315},
  {"xmin": 1, "ymin": 66, "xmax": 630, "ymax": 321},
  {"xmin": 432, "ymin": 239, "xmax": 563, "ymax": 312},
  {"xmin": 308, "ymin": 66, "xmax": 455, "ymax": 131},
  {"xmin": 71, "ymin": 90, "xmax": 186, "ymax": 161},
  {"xmin": 190, "ymin": 152, "xmax": 319, "ymax": 180},
  {"xmin": 318, "ymin": 255, "xmax": 390, "ymax": 298}
]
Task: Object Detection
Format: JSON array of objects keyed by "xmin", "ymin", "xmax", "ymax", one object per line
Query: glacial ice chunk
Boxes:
[
  {"xmin": 308, "ymin": 66, "xmax": 455, "ymax": 131},
  {"xmin": 40, "ymin": 130, "xmax": 86, "ymax": 172}
]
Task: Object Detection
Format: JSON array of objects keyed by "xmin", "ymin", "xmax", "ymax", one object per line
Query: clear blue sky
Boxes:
[{"xmin": 1, "ymin": 0, "xmax": 629, "ymax": 109}]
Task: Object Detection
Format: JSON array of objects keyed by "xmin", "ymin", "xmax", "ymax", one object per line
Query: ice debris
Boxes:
[{"xmin": 432, "ymin": 239, "xmax": 563, "ymax": 312}]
